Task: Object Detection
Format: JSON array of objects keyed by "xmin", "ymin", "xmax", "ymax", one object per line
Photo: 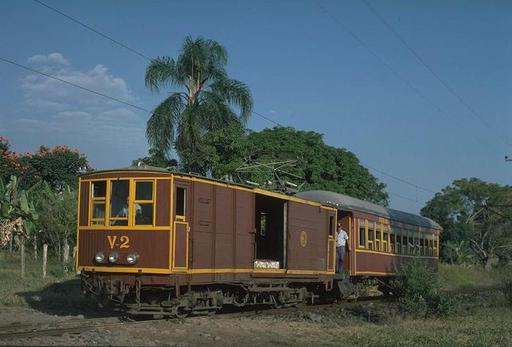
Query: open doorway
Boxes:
[{"xmin": 254, "ymin": 194, "xmax": 287, "ymax": 269}]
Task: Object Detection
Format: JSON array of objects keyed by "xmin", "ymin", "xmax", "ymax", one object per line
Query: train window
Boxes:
[
  {"xmin": 110, "ymin": 180, "xmax": 129, "ymax": 226},
  {"xmin": 329, "ymin": 216, "xmax": 335, "ymax": 236},
  {"xmin": 91, "ymin": 202, "xmax": 106, "ymax": 225},
  {"xmin": 376, "ymin": 229, "xmax": 381, "ymax": 252},
  {"xmin": 92, "ymin": 181, "xmax": 106, "ymax": 198},
  {"xmin": 90, "ymin": 181, "xmax": 107, "ymax": 225},
  {"xmin": 358, "ymin": 220, "xmax": 366, "ymax": 248},
  {"xmin": 135, "ymin": 203, "xmax": 153, "ymax": 225},
  {"xmin": 368, "ymin": 222, "xmax": 374, "ymax": 250},
  {"xmin": 176, "ymin": 187, "xmax": 186, "ymax": 217},
  {"xmin": 134, "ymin": 181, "xmax": 154, "ymax": 226},
  {"xmin": 383, "ymin": 228, "xmax": 389, "ymax": 253},
  {"xmin": 396, "ymin": 230, "xmax": 401, "ymax": 254},
  {"xmin": 136, "ymin": 181, "xmax": 153, "ymax": 200},
  {"xmin": 389, "ymin": 233, "xmax": 394, "ymax": 253},
  {"xmin": 420, "ymin": 238, "xmax": 424, "ymax": 256}
]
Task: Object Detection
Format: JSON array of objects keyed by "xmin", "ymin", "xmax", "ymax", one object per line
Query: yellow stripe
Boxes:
[
  {"xmin": 355, "ymin": 270, "xmax": 395, "ymax": 276},
  {"xmin": 79, "ymin": 266, "xmax": 335, "ymax": 276},
  {"xmin": 78, "ymin": 266, "xmax": 171, "ymax": 274},
  {"xmin": 355, "ymin": 248, "xmax": 438, "ymax": 259}
]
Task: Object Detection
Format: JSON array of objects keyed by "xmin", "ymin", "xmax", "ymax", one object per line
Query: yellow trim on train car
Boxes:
[
  {"xmin": 172, "ymin": 220, "xmax": 189, "ymax": 271},
  {"xmin": 75, "ymin": 177, "xmax": 82, "ymax": 273},
  {"xmin": 78, "ymin": 266, "xmax": 171, "ymax": 274},
  {"xmin": 171, "ymin": 173, "xmax": 337, "ymax": 212},
  {"xmin": 79, "ymin": 266, "xmax": 335, "ymax": 276},
  {"xmin": 354, "ymin": 270, "xmax": 395, "ymax": 276},
  {"xmin": 355, "ymin": 248, "xmax": 438, "ymax": 259}
]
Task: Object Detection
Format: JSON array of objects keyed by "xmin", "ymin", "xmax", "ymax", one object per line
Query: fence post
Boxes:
[
  {"xmin": 43, "ymin": 244, "xmax": 48, "ymax": 279},
  {"xmin": 20, "ymin": 240, "xmax": 25, "ymax": 278},
  {"xmin": 63, "ymin": 242, "xmax": 70, "ymax": 273},
  {"xmin": 33, "ymin": 234, "xmax": 38, "ymax": 260}
]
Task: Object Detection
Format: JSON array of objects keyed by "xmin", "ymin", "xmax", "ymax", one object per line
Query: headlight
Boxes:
[
  {"xmin": 95, "ymin": 252, "xmax": 105, "ymax": 263},
  {"xmin": 108, "ymin": 251, "xmax": 119, "ymax": 263},
  {"xmin": 127, "ymin": 253, "xmax": 139, "ymax": 264}
]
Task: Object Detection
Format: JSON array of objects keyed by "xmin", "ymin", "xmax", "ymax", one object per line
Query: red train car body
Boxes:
[{"xmin": 77, "ymin": 167, "xmax": 440, "ymax": 316}]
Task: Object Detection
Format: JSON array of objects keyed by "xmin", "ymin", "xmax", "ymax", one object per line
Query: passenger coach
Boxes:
[{"xmin": 296, "ymin": 191, "xmax": 441, "ymax": 277}]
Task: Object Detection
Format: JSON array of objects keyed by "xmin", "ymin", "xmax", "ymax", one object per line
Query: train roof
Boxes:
[
  {"xmin": 80, "ymin": 165, "xmax": 255, "ymax": 189},
  {"xmin": 296, "ymin": 190, "xmax": 442, "ymax": 230}
]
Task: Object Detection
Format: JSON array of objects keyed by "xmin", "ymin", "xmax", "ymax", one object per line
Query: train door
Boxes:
[
  {"xmin": 172, "ymin": 181, "xmax": 190, "ymax": 271},
  {"xmin": 338, "ymin": 211, "xmax": 352, "ymax": 273}
]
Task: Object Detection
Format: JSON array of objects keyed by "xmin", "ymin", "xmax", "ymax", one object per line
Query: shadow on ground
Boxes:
[{"xmin": 17, "ymin": 279, "xmax": 117, "ymax": 318}]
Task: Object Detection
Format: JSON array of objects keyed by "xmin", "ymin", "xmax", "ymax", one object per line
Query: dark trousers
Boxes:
[{"xmin": 336, "ymin": 246, "xmax": 345, "ymax": 273}]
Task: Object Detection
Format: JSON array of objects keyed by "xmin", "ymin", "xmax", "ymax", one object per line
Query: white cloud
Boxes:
[
  {"xmin": 28, "ymin": 52, "xmax": 70, "ymax": 67},
  {"xmin": 5, "ymin": 52, "xmax": 149, "ymax": 168}
]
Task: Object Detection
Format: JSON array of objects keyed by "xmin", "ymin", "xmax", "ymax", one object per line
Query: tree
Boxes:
[
  {"xmin": 132, "ymin": 148, "xmax": 178, "ymax": 169},
  {"xmin": 145, "ymin": 36, "xmax": 253, "ymax": 173},
  {"xmin": 421, "ymin": 178, "xmax": 512, "ymax": 268},
  {"xmin": 0, "ymin": 137, "xmax": 90, "ymax": 191},
  {"xmin": 204, "ymin": 126, "xmax": 388, "ymax": 205}
]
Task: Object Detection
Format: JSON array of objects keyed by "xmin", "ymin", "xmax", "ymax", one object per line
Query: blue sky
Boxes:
[{"xmin": 0, "ymin": 0, "xmax": 511, "ymax": 213}]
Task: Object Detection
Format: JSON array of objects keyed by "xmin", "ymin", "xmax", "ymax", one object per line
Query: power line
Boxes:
[
  {"xmin": 33, "ymin": 0, "xmax": 152, "ymax": 61},
  {"xmin": 361, "ymin": 0, "xmax": 512, "ymax": 148},
  {"xmin": 0, "ymin": 56, "xmax": 431, "ymax": 208},
  {"xmin": 314, "ymin": 1, "xmax": 504, "ymax": 151},
  {"xmin": 25, "ymin": 2, "xmax": 438, "ymax": 204},
  {"xmin": 0, "ymin": 57, "xmax": 150, "ymax": 113},
  {"xmin": 361, "ymin": 162, "xmax": 437, "ymax": 194},
  {"xmin": 32, "ymin": 0, "xmax": 279, "ymax": 128}
]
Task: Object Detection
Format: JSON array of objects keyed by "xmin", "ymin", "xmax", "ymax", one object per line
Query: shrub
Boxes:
[{"xmin": 391, "ymin": 260, "xmax": 457, "ymax": 317}]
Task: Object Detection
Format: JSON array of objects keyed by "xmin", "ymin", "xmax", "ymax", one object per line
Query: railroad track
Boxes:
[
  {"xmin": 0, "ymin": 295, "xmax": 390, "ymax": 340},
  {"xmin": 0, "ymin": 317, "xmax": 124, "ymax": 340}
]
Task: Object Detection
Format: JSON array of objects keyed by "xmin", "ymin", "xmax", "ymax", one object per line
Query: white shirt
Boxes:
[{"xmin": 336, "ymin": 229, "xmax": 348, "ymax": 247}]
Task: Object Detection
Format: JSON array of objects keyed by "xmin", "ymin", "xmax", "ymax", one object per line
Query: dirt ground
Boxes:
[{"xmin": 0, "ymin": 299, "xmax": 397, "ymax": 347}]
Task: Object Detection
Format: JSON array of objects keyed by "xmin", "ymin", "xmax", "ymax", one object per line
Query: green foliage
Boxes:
[
  {"xmin": 19, "ymin": 145, "xmax": 90, "ymax": 190},
  {"xmin": 145, "ymin": 36, "xmax": 253, "ymax": 173},
  {"xmin": 392, "ymin": 261, "xmax": 457, "ymax": 317},
  {"xmin": 31, "ymin": 182, "xmax": 77, "ymax": 255},
  {"xmin": 421, "ymin": 178, "xmax": 512, "ymax": 267},
  {"xmin": 0, "ymin": 176, "xmax": 39, "ymax": 234},
  {"xmin": 131, "ymin": 148, "xmax": 178, "ymax": 169},
  {"xmin": 202, "ymin": 126, "xmax": 388, "ymax": 205}
]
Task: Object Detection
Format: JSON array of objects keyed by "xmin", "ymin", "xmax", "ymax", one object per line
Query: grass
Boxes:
[
  {"xmin": 438, "ymin": 263, "xmax": 499, "ymax": 292},
  {"xmin": 0, "ymin": 251, "xmax": 79, "ymax": 307},
  {"xmin": 337, "ymin": 306, "xmax": 512, "ymax": 347}
]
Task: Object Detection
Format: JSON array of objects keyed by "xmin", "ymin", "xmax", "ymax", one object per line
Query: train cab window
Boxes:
[
  {"xmin": 358, "ymin": 219, "xmax": 366, "ymax": 248},
  {"xmin": 110, "ymin": 180, "xmax": 129, "ymax": 226},
  {"xmin": 91, "ymin": 181, "xmax": 106, "ymax": 225},
  {"xmin": 176, "ymin": 187, "xmax": 186, "ymax": 218},
  {"xmin": 134, "ymin": 181, "xmax": 154, "ymax": 226},
  {"xmin": 329, "ymin": 216, "xmax": 335, "ymax": 236}
]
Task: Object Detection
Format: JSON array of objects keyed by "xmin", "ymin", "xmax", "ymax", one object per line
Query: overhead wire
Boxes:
[
  {"xmin": 313, "ymin": 0, "xmax": 504, "ymax": 151},
  {"xmin": 24, "ymin": 1, "xmax": 440, "ymax": 207},
  {"xmin": 361, "ymin": 0, "xmax": 512, "ymax": 148}
]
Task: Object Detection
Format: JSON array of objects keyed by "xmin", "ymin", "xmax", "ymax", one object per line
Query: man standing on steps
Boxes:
[{"xmin": 336, "ymin": 222, "xmax": 349, "ymax": 274}]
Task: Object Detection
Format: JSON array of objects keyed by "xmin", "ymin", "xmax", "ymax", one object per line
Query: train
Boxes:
[{"xmin": 76, "ymin": 166, "xmax": 441, "ymax": 317}]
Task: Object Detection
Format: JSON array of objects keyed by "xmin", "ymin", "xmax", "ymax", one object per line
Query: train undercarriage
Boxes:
[{"xmin": 80, "ymin": 272, "xmax": 365, "ymax": 318}]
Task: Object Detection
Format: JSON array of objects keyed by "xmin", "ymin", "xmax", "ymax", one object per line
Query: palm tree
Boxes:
[{"xmin": 145, "ymin": 36, "xmax": 253, "ymax": 172}]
